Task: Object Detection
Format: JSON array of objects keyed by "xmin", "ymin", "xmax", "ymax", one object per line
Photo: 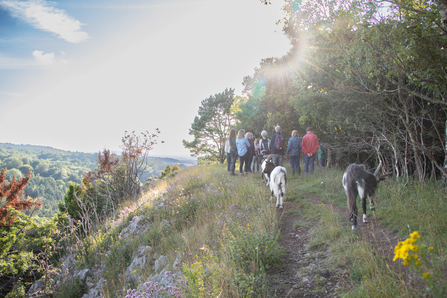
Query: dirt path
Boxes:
[{"xmin": 267, "ymin": 193, "xmax": 412, "ymax": 297}]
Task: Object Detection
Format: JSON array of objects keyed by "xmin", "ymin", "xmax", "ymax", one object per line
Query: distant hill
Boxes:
[
  {"xmin": 150, "ymin": 156, "xmax": 197, "ymax": 167},
  {"xmin": 0, "ymin": 143, "xmax": 194, "ymax": 217}
]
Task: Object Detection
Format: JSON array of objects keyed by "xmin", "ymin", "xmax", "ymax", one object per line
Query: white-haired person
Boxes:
[
  {"xmin": 259, "ymin": 131, "xmax": 271, "ymax": 162},
  {"xmin": 245, "ymin": 132, "xmax": 255, "ymax": 172},
  {"xmin": 236, "ymin": 129, "xmax": 251, "ymax": 175},
  {"xmin": 286, "ymin": 130, "xmax": 302, "ymax": 176},
  {"xmin": 270, "ymin": 126, "xmax": 285, "ymax": 167}
]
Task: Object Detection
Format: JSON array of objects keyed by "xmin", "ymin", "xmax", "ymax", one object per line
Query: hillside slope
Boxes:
[{"xmin": 23, "ymin": 165, "xmax": 447, "ymax": 297}]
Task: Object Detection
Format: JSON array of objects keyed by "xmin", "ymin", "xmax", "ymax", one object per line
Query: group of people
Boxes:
[{"xmin": 224, "ymin": 126, "xmax": 328, "ymax": 176}]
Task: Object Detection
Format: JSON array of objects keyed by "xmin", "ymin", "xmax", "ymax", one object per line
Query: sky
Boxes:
[{"xmin": 0, "ymin": 0, "xmax": 291, "ymax": 158}]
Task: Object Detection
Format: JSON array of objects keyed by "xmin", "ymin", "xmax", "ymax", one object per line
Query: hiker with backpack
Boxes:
[
  {"xmin": 270, "ymin": 126, "xmax": 285, "ymax": 167},
  {"xmin": 302, "ymin": 127, "xmax": 319, "ymax": 174},
  {"xmin": 286, "ymin": 130, "xmax": 302, "ymax": 176}
]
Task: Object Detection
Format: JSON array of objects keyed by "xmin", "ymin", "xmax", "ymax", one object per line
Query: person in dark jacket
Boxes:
[
  {"xmin": 270, "ymin": 126, "xmax": 285, "ymax": 166},
  {"xmin": 286, "ymin": 130, "xmax": 302, "ymax": 176},
  {"xmin": 318, "ymin": 143, "xmax": 328, "ymax": 168},
  {"xmin": 227, "ymin": 129, "xmax": 237, "ymax": 175}
]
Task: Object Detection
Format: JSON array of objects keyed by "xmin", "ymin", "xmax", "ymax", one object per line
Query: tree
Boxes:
[
  {"xmin": 0, "ymin": 167, "xmax": 41, "ymax": 226},
  {"xmin": 268, "ymin": 0, "xmax": 447, "ymax": 180},
  {"xmin": 71, "ymin": 129, "xmax": 161, "ymax": 228},
  {"xmin": 183, "ymin": 89, "xmax": 236, "ymax": 164}
]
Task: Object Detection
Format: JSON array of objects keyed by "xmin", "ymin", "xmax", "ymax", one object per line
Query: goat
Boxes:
[
  {"xmin": 270, "ymin": 166, "xmax": 287, "ymax": 208},
  {"xmin": 261, "ymin": 154, "xmax": 276, "ymax": 186},
  {"xmin": 342, "ymin": 161, "xmax": 391, "ymax": 229}
]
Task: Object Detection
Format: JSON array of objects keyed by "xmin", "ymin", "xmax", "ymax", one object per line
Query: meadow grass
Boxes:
[
  {"xmin": 60, "ymin": 164, "xmax": 447, "ymax": 297},
  {"xmin": 61, "ymin": 165, "xmax": 283, "ymax": 297},
  {"xmin": 291, "ymin": 167, "xmax": 447, "ymax": 297}
]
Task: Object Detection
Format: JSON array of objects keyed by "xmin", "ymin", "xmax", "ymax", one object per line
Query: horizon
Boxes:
[{"xmin": 0, "ymin": 141, "xmax": 196, "ymax": 160}]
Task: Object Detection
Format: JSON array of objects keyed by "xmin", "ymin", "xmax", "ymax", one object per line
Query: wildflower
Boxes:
[
  {"xmin": 410, "ymin": 231, "xmax": 421, "ymax": 240},
  {"xmin": 422, "ymin": 272, "xmax": 432, "ymax": 279}
]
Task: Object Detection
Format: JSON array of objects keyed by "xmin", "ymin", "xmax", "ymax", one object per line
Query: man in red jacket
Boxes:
[{"xmin": 302, "ymin": 127, "xmax": 319, "ymax": 174}]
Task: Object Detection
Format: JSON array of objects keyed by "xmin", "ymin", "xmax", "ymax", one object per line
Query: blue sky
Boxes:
[{"xmin": 0, "ymin": 0, "xmax": 290, "ymax": 157}]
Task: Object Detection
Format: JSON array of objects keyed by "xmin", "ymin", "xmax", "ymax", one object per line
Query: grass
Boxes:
[
  {"xmin": 287, "ymin": 167, "xmax": 447, "ymax": 297},
  {"xmin": 56, "ymin": 164, "xmax": 447, "ymax": 298}
]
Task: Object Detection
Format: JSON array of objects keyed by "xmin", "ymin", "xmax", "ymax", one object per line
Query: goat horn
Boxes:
[
  {"xmin": 374, "ymin": 160, "xmax": 382, "ymax": 177},
  {"xmin": 266, "ymin": 155, "xmax": 273, "ymax": 162},
  {"xmin": 379, "ymin": 172, "xmax": 393, "ymax": 181}
]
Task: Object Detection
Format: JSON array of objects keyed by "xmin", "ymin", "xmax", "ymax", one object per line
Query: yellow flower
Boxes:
[
  {"xmin": 428, "ymin": 247, "xmax": 434, "ymax": 251},
  {"xmin": 423, "ymin": 272, "xmax": 431, "ymax": 279},
  {"xmin": 410, "ymin": 231, "xmax": 421, "ymax": 240}
]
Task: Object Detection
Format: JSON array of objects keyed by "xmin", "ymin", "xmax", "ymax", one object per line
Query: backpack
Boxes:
[
  {"xmin": 260, "ymin": 138, "xmax": 271, "ymax": 154},
  {"xmin": 274, "ymin": 134, "xmax": 285, "ymax": 150}
]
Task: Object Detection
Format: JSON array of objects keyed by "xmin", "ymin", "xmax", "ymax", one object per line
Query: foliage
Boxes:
[
  {"xmin": 158, "ymin": 164, "xmax": 181, "ymax": 179},
  {"xmin": 236, "ymin": 0, "xmax": 447, "ymax": 180},
  {"xmin": 183, "ymin": 89, "xmax": 236, "ymax": 164},
  {"xmin": 61, "ymin": 182, "xmax": 85, "ymax": 221},
  {"xmin": 78, "ymin": 130, "xmax": 160, "ymax": 225},
  {"xmin": 0, "ymin": 167, "xmax": 41, "ymax": 226},
  {"xmin": 393, "ymin": 231, "xmax": 447, "ymax": 297},
  {"xmin": 0, "ymin": 143, "xmax": 170, "ymax": 218},
  {"xmin": 0, "ymin": 209, "xmax": 71, "ymax": 297}
]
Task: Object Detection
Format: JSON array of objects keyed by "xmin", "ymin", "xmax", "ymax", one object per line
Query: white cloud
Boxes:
[
  {"xmin": 0, "ymin": 0, "xmax": 90, "ymax": 43},
  {"xmin": 32, "ymin": 50, "xmax": 54, "ymax": 64}
]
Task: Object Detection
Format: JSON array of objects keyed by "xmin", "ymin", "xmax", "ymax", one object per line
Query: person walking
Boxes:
[
  {"xmin": 259, "ymin": 131, "xmax": 271, "ymax": 163},
  {"xmin": 270, "ymin": 126, "xmax": 285, "ymax": 166},
  {"xmin": 236, "ymin": 129, "xmax": 251, "ymax": 175},
  {"xmin": 302, "ymin": 127, "xmax": 319, "ymax": 174},
  {"xmin": 286, "ymin": 130, "xmax": 302, "ymax": 176},
  {"xmin": 227, "ymin": 129, "xmax": 237, "ymax": 175},
  {"xmin": 246, "ymin": 132, "xmax": 255, "ymax": 172},
  {"xmin": 225, "ymin": 136, "xmax": 231, "ymax": 172},
  {"xmin": 318, "ymin": 143, "xmax": 328, "ymax": 168},
  {"xmin": 252, "ymin": 138, "xmax": 260, "ymax": 172}
]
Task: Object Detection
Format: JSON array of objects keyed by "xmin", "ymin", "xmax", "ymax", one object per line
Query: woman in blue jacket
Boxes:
[
  {"xmin": 236, "ymin": 129, "xmax": 251, "ymax": 175},
  {"xmin": 286, "ymin": 130, "xmax": 302, "ymax": 176}
]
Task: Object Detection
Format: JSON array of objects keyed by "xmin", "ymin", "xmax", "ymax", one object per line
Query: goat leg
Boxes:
[{"xmin": 362, "ymin": 197, "xmax": 368, "ymax": 223}]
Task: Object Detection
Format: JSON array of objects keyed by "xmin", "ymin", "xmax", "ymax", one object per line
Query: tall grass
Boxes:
[
  {"xmin": 59, "ymin": 164, "xmax": 447, "ymax": 297},
  {"xmin": 292, "ymin": 167, "xmax": 447, "ymax": 297},
  {"xmin": 59, "ymin": 165, "xmax": 283, "ymax": 297}
]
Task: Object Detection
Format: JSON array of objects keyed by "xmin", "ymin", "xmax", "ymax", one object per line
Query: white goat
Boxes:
[{"xmin": 269, "ymin": 166, "xmax": 287, "ymax": 208}]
